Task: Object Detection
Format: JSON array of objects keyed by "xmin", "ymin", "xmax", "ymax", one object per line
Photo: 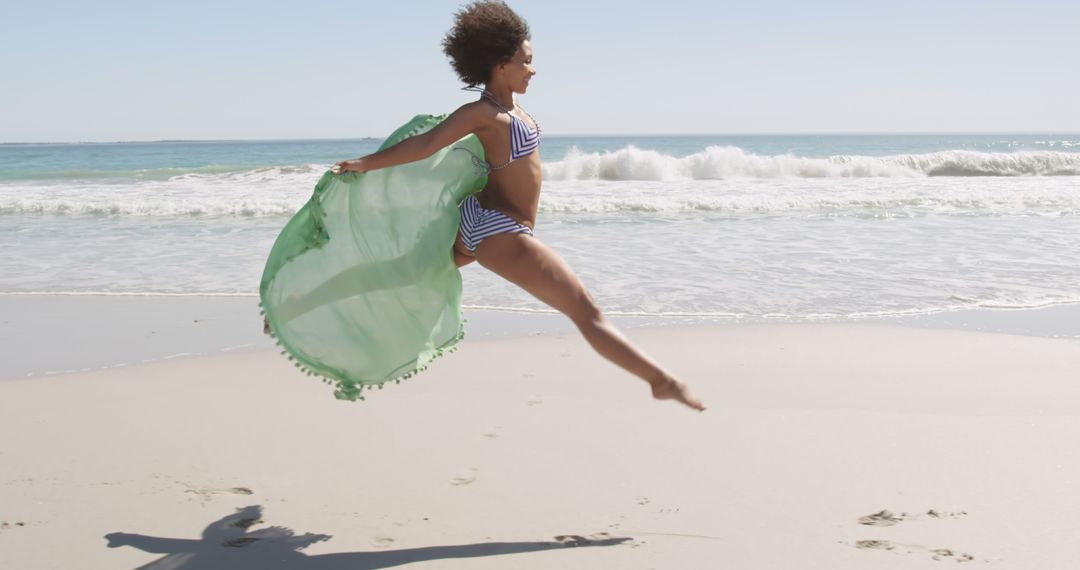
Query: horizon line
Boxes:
[{"xmin": 4, "ymin": 131, "xmax": 1080, "ymax": 145}]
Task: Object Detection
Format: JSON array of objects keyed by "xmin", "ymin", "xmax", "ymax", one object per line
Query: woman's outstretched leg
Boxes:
[{"xmin": 474, "ymin": 233, "xmax": 705, "ymax": 411}]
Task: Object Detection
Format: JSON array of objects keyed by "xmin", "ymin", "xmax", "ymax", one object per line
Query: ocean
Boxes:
[{"xmin": 3, "ymin": 132, "xmax": 1079, "ymax": 324}]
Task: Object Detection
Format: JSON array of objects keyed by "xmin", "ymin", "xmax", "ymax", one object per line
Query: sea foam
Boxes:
[
  {"xmin": 542, "ymin": 147, "xmax": 1080, "ymax": 180},
  {"xmin": 3, "ymin": 150, "xmax": 1080, "ymax": 219}
]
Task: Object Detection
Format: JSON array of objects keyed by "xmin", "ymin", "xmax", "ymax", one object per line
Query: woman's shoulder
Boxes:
[
  {"xmin": 451, "ymin": 99, "xmax": 507, "ymax": 130},
  {"xmin": 456, "ymin": 98, "xmax": 503, "ymax": 116}
]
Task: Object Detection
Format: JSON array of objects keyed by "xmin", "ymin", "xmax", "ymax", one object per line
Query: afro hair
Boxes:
[{"xmin": 442, "ymin": 1, "xmax": 531, "ymax": 87}]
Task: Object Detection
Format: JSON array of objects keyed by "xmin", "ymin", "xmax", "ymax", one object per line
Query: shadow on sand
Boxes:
[{"xmin": 106, "ymin": 505, "xmax": 631, "ymax": 569}]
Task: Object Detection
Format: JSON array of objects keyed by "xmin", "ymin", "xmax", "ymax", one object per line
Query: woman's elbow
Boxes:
[{"xmin": 409, "ymin": 134, "xmax": 440, "ymax": 161}]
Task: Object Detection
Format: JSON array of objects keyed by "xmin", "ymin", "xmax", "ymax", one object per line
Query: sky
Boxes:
[{"xmin": 2, "ymin": 0, "xmax": 1078, "ymax": 142}]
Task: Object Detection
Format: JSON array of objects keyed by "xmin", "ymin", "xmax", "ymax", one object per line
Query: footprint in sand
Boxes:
[
  {"xmin": 926, "ymin": 509, "xmax": 968, "ymax": 520},
  {"xmin": 857, "ymin": 508, "xmax": 968, "ymax": 526},
  {"xmin": 370, "ymin": 536, "xmax": 395, "ymax": 548},
  {"xmin": 857, "ymin": 510, "xmax": 906, "ymax": 527},
  {"xmin": 553, "ymin": 534, "xmax": 606, "ymax": 547},
  {"xmin": 177, "ymin": 483, "xmax": 254, "ymax": 504},
  {"xmin": 555, "ymin": 535, "xmax": 588, "ymax": 546},
  {"xmin": 853, "ymin": 508, "xmax": 975, "ymax": 563},
  {"xmin": 184, "ymin": 486, "xmax": 255, "ymax": 500},
  {"xmin": 853, "ymin": 540, "xmax": 975, "ymax": 563},
  {"xmin": 554, "ymin": 533, "xmax": 634, "ymax": 548},
  {"xmin": 855, "ymin": 539, "xmax": 896, "ymax": 551},
  {"xmin": 931, "ymin": 549, "xmax": 975, "ymax": 562},
  {"xmin": 450, "ymin": 468, "xmax": 478, "ymax": 486}
]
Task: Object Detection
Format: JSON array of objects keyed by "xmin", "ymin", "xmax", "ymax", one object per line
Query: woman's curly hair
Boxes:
[{"xmin": 442, "ymin": 1, "xmax": 530, "ymax": 87}]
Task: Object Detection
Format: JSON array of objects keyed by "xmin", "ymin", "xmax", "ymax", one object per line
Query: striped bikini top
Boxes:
[{"xmin": 461, "ymin": 87, "xmax": 541, "ymax": 172}]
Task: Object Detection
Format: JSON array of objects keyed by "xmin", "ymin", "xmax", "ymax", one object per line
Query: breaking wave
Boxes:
[{"xmin": 542, "ymin": 147, "xmax": 1080, "ymax": 180}]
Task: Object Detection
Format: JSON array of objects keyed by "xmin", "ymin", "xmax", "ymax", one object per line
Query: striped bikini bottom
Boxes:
[{"xmin": 458, "ymin": 194, "xmax": 533, "ymax": 253}]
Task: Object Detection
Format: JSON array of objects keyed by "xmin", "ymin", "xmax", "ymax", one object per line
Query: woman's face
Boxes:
[{"xmin": 498, "ymin": 40, "xmax": 536, "ymax": 94}]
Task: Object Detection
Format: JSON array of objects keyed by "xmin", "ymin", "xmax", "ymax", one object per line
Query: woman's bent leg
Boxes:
[{"xmin": 474, "ymin": 233, "xmax": 705, "ymax": 411}]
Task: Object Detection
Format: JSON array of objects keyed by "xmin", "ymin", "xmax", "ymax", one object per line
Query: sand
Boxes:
[{"xmin": 2, "ymin": 321, "xmax": 1080, "ymax": 569}]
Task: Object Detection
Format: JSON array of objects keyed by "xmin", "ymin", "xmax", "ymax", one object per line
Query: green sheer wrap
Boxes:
[{"xmin": 260, "ymin": 114, "xmax": 487, "ymax": 400}]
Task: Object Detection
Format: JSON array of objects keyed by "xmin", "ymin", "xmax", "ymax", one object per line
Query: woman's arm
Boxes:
[{"xmin": 335, "ymin": 103, "xmax": 484, "ymax": 173}]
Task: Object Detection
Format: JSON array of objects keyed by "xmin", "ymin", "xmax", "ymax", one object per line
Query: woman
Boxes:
[{"xmin": 332, "ymin": 1, "xmax": 704, "ymax": 411}]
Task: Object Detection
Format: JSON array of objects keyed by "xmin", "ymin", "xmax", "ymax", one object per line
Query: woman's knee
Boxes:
[
  {"xmin": 567, "ymin": 293, "xmax": 603, "ymax": 327},
  {"xmin": 452, "ymin": 237, "xmax": 476, "ymax": 268},
  {"xmin": 453, "ymin": 248, "xmax": 475, "ymax": 267}
]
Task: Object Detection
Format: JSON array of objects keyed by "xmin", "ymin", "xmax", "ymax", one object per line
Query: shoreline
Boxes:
[{"xmin": 2, "ymin": 293, "xmax": 1078, "ymax": 381}]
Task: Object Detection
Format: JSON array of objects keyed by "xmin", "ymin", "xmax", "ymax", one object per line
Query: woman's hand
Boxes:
[{"xmin": 331, "ymin": 159, "xmax": 365, "ymax": 175}]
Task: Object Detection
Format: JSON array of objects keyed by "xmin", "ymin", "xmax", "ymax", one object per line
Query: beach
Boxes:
[
  {"xmin": 4, "ymin": 133, "xmax": 1080, "ymax": 568},
  {"xmin": 2, "ymin": 296, "xmax": 1080, "ymax": 569}
]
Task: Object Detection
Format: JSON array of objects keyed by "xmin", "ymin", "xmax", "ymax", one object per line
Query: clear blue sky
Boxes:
[{"xmin": 2, "ymin": 0, "xmax": 1078, "ymax": 142}]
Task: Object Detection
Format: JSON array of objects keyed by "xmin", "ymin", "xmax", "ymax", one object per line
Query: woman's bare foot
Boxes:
[{"xmin": 651, "ymin": 378, "xmax": 706, "ymax": 411}]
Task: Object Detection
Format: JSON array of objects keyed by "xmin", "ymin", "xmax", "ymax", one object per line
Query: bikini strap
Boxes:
[{"xmin": 462, "ymin": 85, "xmax": 514, "ymax": 114}]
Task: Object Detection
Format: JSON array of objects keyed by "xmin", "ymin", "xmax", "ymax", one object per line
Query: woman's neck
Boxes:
[{"xmin": 482, "ymin": 85, "xmax": 515, "ymax": 110}]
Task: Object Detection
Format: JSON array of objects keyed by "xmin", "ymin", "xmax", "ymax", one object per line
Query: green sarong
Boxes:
[{"xmin": 260, "ymin": 114, "xmax": 487, "ymax": 400}]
